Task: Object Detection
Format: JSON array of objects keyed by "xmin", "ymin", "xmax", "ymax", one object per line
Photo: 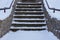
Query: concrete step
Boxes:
[
  {"xmin": 14, "ymin": 11, "xmax": 44, "ymax": 15},
  {"xmin": 13, "ymin": 16, "xmax": 44, "ymax": 18},
  {"xmin": 12, "ymin": 21, "xmax": 46, "ymax": 25},
  {"xmin": 12, "ymin": 24, "xmax": 46, "ymax": 27},
  {"xmin": 12, "ymin": 22, "xmax": 46, "ymax": 27},
  {"xmin": 10, "ymin": 26, "xmax": 47, "ymax": 30},
  {"xmin": 13, "ymin": 14, "xmax": 45, "ymax": 17},
  {"xmin": 13, "ymin": 14, "xmax": 44, "ymax": 18},
  {"xmin": 13, "ymin": 18, "xmax": 45, "ymax": 22},
  {"xmin": 16, "ymin": 5, "xmax": 42, "ymax": 7},
  {"xmin": 14, "ymin": 13, "xmax": 44, "ymax": 15},
  {"xmin": 15, "ymin": 8, "xmax": 43, "ymax": 11},
  {"xmin": 13, "ymin": 20, "xmax": 45, "ymax": 22},
  {"xmin": 15, "ymin": 11, "xmax": 44, "ymax": 13},
  {"xmin": 13, "ymin": 18, "xmax": 45, "ymax": 21},
  {"xmin": 17, "ymin": 2, "xmax": 42, "ymax": 5}
]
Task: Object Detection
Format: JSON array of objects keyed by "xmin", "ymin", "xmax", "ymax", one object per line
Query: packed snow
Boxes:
[{"xmin": 0, "ymin": 30, "xmax": 59, "ymax": 40}]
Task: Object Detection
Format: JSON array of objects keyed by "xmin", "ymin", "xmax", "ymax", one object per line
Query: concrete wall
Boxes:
[
  {"xmin": 0, "ymin": 13, "xmax": 13, "ymax": 38},
  {"xmin": 0, "ymin": 0, "xmax": 17, "ymax": 38},
  {"xmin": 14, "ymin": 0, "xmax": 43, "ymax": 2},
  {"xmin": 43, "ymin": 2, "xmax": 60, "ymax": 39}
]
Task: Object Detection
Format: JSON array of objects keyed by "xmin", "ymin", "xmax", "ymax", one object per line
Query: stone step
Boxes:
[
  {"xmin": 10, "ymin": 26, "xmax": 47, "ymax": 30},
  {"xmin": 13, "ymin": 20, "xmax": 45, "ymax": 22},
  {"xmin": 13, "ymin": 18, "xmax": 45, "ymax": 21},
  {"xmin": 17, "ymin": 2, "xmax": 42, "ymax": 5},
  {"xmin": 13, "ymin": 18, "xmax": 45, "ymax": 22},
  {"xmin": 12, "ymin": 21, "xmax": 46, "ymax": 24},
  {"xmin": 14, "ymin": 16, "xmax": 44, "ymax": 18},
  {"xmin": 15, "ymin": 11, "xmax": 44, "ymax": 13},
  {"xmin": 15, "ymin": 8, "xmax": 43, "ymax": 11},
  {"xmin": 16, "ymin": 5, "xmax": 42, "ymax": 8},
  {"xmin": 13, "ymin": 14, "xmax": 45, "ymax": 18},
  {"xmin": 13, "ymin": 14, "xmax": 44, "ymax": 16},
  {"xmin": 14, "ymin": 11, "xmax": 44, "ymax": 15},
  {"xmin": 12, "ymin": 23, "xmax": 46, "ymax": 27},
  {"xmin": 14, "ymin": 13, "xmax": 44, "ymax": 15}
]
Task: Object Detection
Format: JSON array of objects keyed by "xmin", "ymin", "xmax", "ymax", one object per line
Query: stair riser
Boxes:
[
  {"xmin": 10, "ymin": 29, "xmax": 46, "ymax": 31},
  {"xmin": 15, "ymin": 11, "xmax": 43, "ymax": 12},
  {"xmin": 17, "ymin": 2, "xmax": 42, "ymax": 5},
  {"xmin": 16, "ymin": 5, "xmax": 42, "ymax": 8},
  {"xmin": 15, "ymin": 9, "xmax": 43, "ymax": 11},
  {"xmin": 13, "ymin": 20, "xmax": 45, "ymax": 22},
  {"xmin": 13, "ymin": 16, "xmax": 44, "ymax": 18},
  {"xmin": 14, "ymin": 13, "xmax": 44, "ymax": 15},
  {"xmin": 12, "ymin": 24, "xmax": 46, "ymax": 27},
  {"xmin": 17, "ymin": 3, "xmax": 42, "ymax": 5}
]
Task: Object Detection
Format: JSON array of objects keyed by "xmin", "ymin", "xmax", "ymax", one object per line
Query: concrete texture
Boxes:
[{"xmin": 0, "ymin": 13, "xmax": 13, "ymax": 38}]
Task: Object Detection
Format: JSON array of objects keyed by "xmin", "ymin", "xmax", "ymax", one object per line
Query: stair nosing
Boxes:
[
  {"xmin": 16, "ymin": 5, "xmax": 43, "ymax": 6},
  {"xmin": 13, "ymin": 18, "xmax": 45, "ymax": 20},
  {"xmin": 16, "ymin": 8, "xmax": 43, "ymax": 9},
  {"xmin": 13, "ymin": 14, "xmax": 45, "ymax": 16},
  {"xmin": 17, "ymin": 2, "xmax": 42, "ymax": 4},
  {"xmin": 15, "ymin": 11, "xmax": 44, "ymax": 13},
  {"xmin": 12, "ymin": 21, "xmax": 46, "ymax": 24},
  {"xmin": 10, "ymin": 26, "xmax": 47, "ymax": 29}
]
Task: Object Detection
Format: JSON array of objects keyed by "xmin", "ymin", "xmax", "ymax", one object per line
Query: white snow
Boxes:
[
  {"xmin": 43, "ymin": 0, "xmax": 60, "ymax": 20},
  {"xmin": 0, "ymin": 0, "xmax": 13, "ymax": 20},
  {"xmin": 0, "ymin": 30, "xmax": 59, "ymax": 40}
]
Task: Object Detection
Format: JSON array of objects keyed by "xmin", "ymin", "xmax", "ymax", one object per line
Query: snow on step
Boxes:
[
  {"xmin": 15, "ymin": 8, "xmax": 43, "ymax": 10},
  {"xmin": 15, "ymin": 11, "xmax": 44, "ymax": 13},
  {"xmin": 15, "ymin": 8, "xmax": 43, "ymax": 11},
  {"xmin": 17, "ymin": 2, "xmax": 42, "ymax": 5},
  {"xmin": 13, "ymin": 18, "xmax": 45, "ymax": 20},
  {"xmin": 12, "ymin": 21, "xmax": 46, "ymax": 24},
  {"xmin": 16, "ymin": 5, "xmax": 43, "ymax": 7},
  {"xmin": 10, "ymin": 26, "xmax": 47, "ymax": 29},
  {"xmin": 13, "ymin": 14, "xmax": 45, "ymax": 16}
]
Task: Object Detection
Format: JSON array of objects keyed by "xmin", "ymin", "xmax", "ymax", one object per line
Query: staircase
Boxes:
[{"xmin": 10, "ymin": 2, "xmax": 47, "ymax": 31}]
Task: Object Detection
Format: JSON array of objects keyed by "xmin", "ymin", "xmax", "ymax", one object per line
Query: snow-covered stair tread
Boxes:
[
  {"xmin": 11, "ymin": 1, "xmax": 47, "ymax": 30},
  {"xmin": 15, "ymin": 11, "xmax": 44, "ymax": 13},
  {"xmin": 17, "ymin": 2, "xmax": 42, "ymax": 4},
  {"xmin": 13, "ymin": 18, "xmax": 45, "ymax": 20},
  {"xmin": 16, "ymin": 5, "xmax": 43, "ymax": 7},
  {"xmin": 12, "ymin": 21, "xmax": 46, "ymax": 24},
  {"xmin": 15, "ymin": 8, "xmax": 43, "ymax": 10},
  {"xmin": 11, "ymin": 26, "xmax": 47, "ymax": 29},
  {"xmin": 13, "ymin": 14, "xmax": 44, "ymax": 16}
]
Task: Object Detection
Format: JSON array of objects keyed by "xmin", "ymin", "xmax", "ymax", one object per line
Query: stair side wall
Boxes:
[
  {"xmin": 43, "ymin": 1, "xmax": 60, "ymax": 39},
  {"xmin": 0, "ymin": 13, "xmax": 13, "ymax": 38},
  {"xmin": 14, "ymin": 0, "xmax": 43, "ymax": 2}
]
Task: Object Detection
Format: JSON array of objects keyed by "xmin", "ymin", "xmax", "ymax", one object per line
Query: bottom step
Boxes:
[{"xmin": 10, "ymin": 26, "xmax": 47, "ymax": 32}]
